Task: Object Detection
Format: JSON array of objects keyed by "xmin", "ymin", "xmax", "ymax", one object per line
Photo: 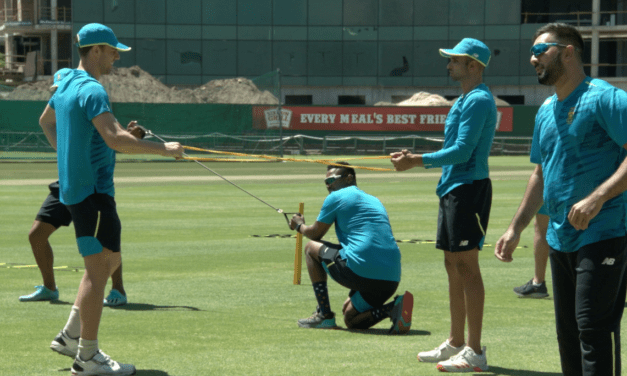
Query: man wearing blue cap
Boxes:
[
  {"xmin": 20, "ymin": 69, "xmax": 138, "ymax": 307},
  {"xmin": 391, "ymin": 38, "xmax": 496, "ymax": 372},
  {"xmin": 39, "ymin": 23, "xmax": 183, "ymax": 376}
]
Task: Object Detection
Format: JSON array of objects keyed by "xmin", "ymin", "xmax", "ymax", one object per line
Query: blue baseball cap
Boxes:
[
  {"xmin": 439, "ymin": 38, "xmax": 491, "ymax": 67},
  {"xmin": 76, "ymin": 23, "xmax": 131, "ymax": 51},
  {"xmin": 50, "ymin": 68, "xmax": 72, "ymax": 88}
]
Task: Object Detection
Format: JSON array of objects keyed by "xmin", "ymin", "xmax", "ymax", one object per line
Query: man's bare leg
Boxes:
[
  {"xmin": 77, "ymin": 248, "xmax": 121, "ymax": 340},
  {"xmin": 27, "ymin": 221, "xmax": 58, "ymax": 291},
  {"xmin": 445, "ymin": 249, "xmax": 484, "ymax": 354}
]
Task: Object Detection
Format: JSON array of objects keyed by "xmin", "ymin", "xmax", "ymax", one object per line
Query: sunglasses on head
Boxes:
[
  {"xmin": 530, "ymin": 42, "xmax": 569, "ymax": 57},
  {"xmin": 324, "ymin": 175, "xmax": 344, "ymax": 185}
]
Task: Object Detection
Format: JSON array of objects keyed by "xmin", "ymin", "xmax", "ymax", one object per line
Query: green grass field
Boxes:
[{"xmin": 0, "ymin": 156, "xmax": 620, "ymax": 375}]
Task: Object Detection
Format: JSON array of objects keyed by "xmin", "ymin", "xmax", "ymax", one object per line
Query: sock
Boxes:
[
  {"xmin": 372, "ymin": 301, "xmax": 395, "ymax": 321},
  {"xmin": 63, "ymin": 306, "xmax": 80, "ymax": 339},
  {"xmin": 312, "ymin": 282, "xmax": 331, "ymax": 315},
  {"xmin": 533, "ymin": 280, "xmax": 543, "ymax": 286},
  {"xmin": 78, "ymin": 338, "xmax": 99, "ymax": 361}
]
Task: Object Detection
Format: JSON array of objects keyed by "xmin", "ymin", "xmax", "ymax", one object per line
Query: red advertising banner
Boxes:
[{"xmin": 252, "ymin": 106, "xmax": 513, "ymax": 132}]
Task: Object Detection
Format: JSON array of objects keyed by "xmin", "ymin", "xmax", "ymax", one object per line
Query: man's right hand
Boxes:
[
  {"xmin": 163, "ymin": 142, "xmax": 184, "ymax": 159},
  {"xmin": 494, "ymin": 229, "xmax": 520, "ymax": 262},
  {"xmin": 391, "ymin": 149, "xmax": 420, "ymax": 171}
]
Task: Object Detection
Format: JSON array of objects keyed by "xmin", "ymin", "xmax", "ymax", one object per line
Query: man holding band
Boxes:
[
  {"xmin": 290, "ymin": 162, "xmax": 412, "ymax": 334},
  {"xmin": 40, "ymin": 23, "xmax": 183, "ymax": 376}
]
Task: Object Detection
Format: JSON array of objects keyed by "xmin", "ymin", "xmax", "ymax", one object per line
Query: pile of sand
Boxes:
[
  {"xmin": 374, "ymin": 92, "xmax": 452, "ymax": 106},
  {"xmin": 398, "ymin": 92, "xmax": 453, "ymax": 106},
  {"xmin": 2, "ymin": 66, "xmax": 279, "ymax": 104},
  {"xmin": 375, "ymin": 91, "xmax": 509, "ymax": 106}
]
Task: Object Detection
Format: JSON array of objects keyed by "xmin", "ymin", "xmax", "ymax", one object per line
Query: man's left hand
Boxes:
[
  {"xmin": 568, "ymin": 194, "xmax": 604, "ymax": 231},
  {"xmin": 290, "ymin": 214, "xmax": 304, "ymax": 231}
]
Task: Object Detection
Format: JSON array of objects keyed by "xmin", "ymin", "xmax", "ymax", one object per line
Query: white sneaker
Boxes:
[
  {"xmin": 71, "ymin": 350, "xmax": 136, "ymax": 376},
  {"xmin": 50, "ymin": 330, "xmax": 78, "ymax": 358},
  {"xmin": 436, "ymin": 346, "xmax": 488, "ymax": 372},
  {"xmin": 417, "ymin": 339, "xmax": 465, "ymax": 363}
]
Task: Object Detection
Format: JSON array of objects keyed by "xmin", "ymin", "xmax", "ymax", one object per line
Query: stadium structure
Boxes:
[{"xmin": 1, "ymin": 0, "xmax": 626, "ymax": 106}]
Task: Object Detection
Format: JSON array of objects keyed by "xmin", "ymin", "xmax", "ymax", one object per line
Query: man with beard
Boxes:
[
  {"xmin": 40, "ymin": 23, "xmax": 183, "ymax": 375},
  {"xmin": 495, "ymin": 23, "xmax": 627, "ymax": 376},
  {"xmin": 391, "ymin": 38, "xmax": 496, "ymax": 372}
]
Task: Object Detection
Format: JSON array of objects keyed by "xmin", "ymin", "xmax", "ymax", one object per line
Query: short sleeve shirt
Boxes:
[
  {"xmin": 49, "ymin": 69, "xmax": 116, "ymax": 205},
  {"xmin": 317, "ymin": 186, "xmax": 401, "ymax": 282},
  {"xmin": 530, "ymin": 78, "xmax": 627, "ymax": 252}
]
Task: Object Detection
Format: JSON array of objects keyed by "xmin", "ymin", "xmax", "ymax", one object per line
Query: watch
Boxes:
[{"xmin": 296, "ymin": 223, "xmax": 303, "ymax": 233}]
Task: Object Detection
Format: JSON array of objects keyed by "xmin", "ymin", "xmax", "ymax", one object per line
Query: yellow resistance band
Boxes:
[{"xmin": 182, "ymin": 145, "xmax": 395, "ymax": 172}]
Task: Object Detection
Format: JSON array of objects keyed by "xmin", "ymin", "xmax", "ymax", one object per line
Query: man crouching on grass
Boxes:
[{"xmin": 289, "ymin": 162, "xmax": 413, "ymax": 333}]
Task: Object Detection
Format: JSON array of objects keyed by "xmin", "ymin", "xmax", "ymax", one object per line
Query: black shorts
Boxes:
[
  {"xmin": 436, "ymin": 178, "xmax": 492, "ymax": 252},
  {"xmin": 319, "ymin": 241, "xmax": 398, "ymax": 313},
  {"xmin": 66, "ymin": 193, "xmax": 121, "ymax": 257},
  {"xmin": 35, "ymin": 181, "xmax": 72, "ymax": 228}
]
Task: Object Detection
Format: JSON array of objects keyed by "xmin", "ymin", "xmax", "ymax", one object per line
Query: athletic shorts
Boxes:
[
  {"xmin": 319, "ymin": 241, "xmax": 398, "ymax": 313},
  {"xmin": 35, "ymin": 181, "xmax": 72, "ymax": 228},
  {"xmin": 436, "ymin": 178, "xmax": 492, "ymax": 252},
  {"xmin": 66, "ymin": 193, "xmax": 121, "ymax": 257}
]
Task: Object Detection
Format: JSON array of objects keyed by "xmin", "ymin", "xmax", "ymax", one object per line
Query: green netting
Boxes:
[{"xmin": 249, "ymin": 69, "xmax": 285, "ymax": 156}]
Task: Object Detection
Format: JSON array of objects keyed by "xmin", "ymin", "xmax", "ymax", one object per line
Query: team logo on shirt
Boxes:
[{"xmin": 567, "ymin": 107, "xmax": 575, "ymax": 124}]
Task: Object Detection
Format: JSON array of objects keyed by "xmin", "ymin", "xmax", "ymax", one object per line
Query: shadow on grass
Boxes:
[
  {"xmin": 335, "ymin": 327, "xmax": 430, "ymax": 336},
  {"xmin": 50, "ymin": 300, "xmax": 73, "ymax": 305},
  {"xmin": 57, "ymin": 368, "xmax": 171, "ymax": 375},
  {"xmin": 483, "ymin": 366, "xmax": 562, "ymax": 375},
  {"xmin": 136, "ymin": 370, "xmax": 171, "ymax": 376},
  {"xmin": 107, "ymin": 302, "xmax": 202, "ymax": 311}
]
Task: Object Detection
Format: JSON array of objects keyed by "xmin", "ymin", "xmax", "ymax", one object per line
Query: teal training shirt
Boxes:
[
  {"xmin": 49, "ymin": 69, "xmax": 115, "ymax": 205},
  {"xmin": 531, "ymin": 78, "xmax": 627, "ymax": 252},
  {"xmin": 422, "ymin": 83, "xmax": 497, "ymax": 198},
  {"xmin": 317, "ymin": 186, "xmax": 401, "ymax": 282}
]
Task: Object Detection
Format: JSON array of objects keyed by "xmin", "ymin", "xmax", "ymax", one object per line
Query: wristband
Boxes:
[{"xmin": 296, "ymin": 223, "xmax": 303, "ymax": 233}]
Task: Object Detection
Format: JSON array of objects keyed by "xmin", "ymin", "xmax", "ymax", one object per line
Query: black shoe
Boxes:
[{"xmin": 514, "ymin": 279, "xmax": 549, "ymax": 298}]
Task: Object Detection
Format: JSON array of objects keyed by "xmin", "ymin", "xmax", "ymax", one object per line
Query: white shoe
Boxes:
[
  {"xmin": 50, "ymin": 330, "xmax": 78, "ymax": 358},
  {"xmin": 71, "ymin": 350, "xmax": 136, "ymax": 376},
  {"xmin": 436, "ymin": 346, "xmax": 488, "ymax": 372},
  {"xmin": 417, "ymin": 339, "xmax": 465, "ymax": 363}
]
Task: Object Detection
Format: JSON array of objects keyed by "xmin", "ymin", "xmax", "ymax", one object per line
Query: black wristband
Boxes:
[{"xmin": 296, "ymin": 223, "xmax": 302, "ymax": 233}]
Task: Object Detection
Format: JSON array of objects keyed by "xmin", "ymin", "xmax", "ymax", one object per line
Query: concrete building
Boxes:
[
  {"xmin": 0, "ymin": 0, "xmax": 71, "ymax": 80},
  {"xmin": 2, "ymin": 0, "xmax": 627, "ymax": 104}
]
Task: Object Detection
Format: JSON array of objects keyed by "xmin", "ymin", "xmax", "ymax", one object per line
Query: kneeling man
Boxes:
[{"xmin": 290, "ymin": 162, "xmax": 412, "ymax": 333}]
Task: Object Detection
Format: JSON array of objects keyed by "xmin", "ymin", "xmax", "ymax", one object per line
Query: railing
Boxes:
[
  {"xmin": 1, "ymin": 55, "xmax": 26, "ymax": 72},
  {"xmin": 1, "ymin": 55, "xmax": 71, "ymax": 75},
  {"xmin": 1, "ymin": 6, "xmax": 71, "ymax": 24},
  {"xmin": 522, "ymin": 10, "xmax": 627, "ymax": 26},
  {"xmin": 0, "ymin": 8, "xmax": 34, "ymax": 23},
  {"xmin": 39, "ymin": 6, "xmax": 71, "ymax": 23},
  {"xmin": 0, "ymin": 131, "xmax": 534, "ymax": 157}
]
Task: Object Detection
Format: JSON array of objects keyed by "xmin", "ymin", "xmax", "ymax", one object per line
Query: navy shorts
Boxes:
[
  {"xmin": 66, "ymin": 193, "xmax": 121, "ymax": 257},
  {"xmin": 319, "ymin": 241, "xmax": 398, "ymax": 313},
  {"xmin": 35, "ymin": 181, "xmax": 72, "ymax": 228},
  {"xmin": 436, "ymin": 178, "xmax": 492, "ymax": 252}
]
